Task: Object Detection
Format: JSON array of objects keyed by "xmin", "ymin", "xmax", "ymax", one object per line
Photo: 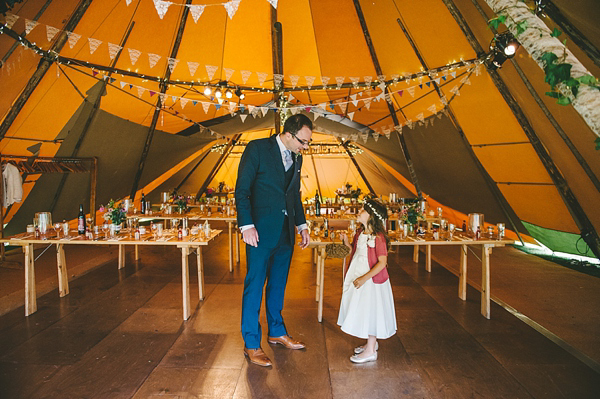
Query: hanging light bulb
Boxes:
[
  {"xmin": 235, "ymin": 87, "xmax": 245, "ymax": 100},
  {"xmin": 215, "ymin": 89, "xmax": 222, "ymax": 98},
  {"xmin": 225, "ymin": 89, "xmax": 233, "ymax": 99},
  {"xmin": 203, "ymin": 86, "xmax": 212, "ymax": 96}
]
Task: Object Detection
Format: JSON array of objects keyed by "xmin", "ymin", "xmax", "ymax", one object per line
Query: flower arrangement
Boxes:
[
  {"xmin": 399, "ymin": 203, "xmax": 424, "ymax": 225},
  {"xmin": 100, "ymin": 199, "xmax": 127, "ymax": 225},
  {"xmin": 174, "ymin": 195, "xmax": 188, "ymax": 213}
]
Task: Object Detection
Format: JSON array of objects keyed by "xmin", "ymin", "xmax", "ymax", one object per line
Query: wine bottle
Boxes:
[
  {"xmin": 141, "ymin": 193, "xmax": 146, "ymax": 214},
  {"xmin": 315, "ymin": 191, "xmax": 321, "ymax": 216},
  {"xmin": 78, "ymin": 204, "xmax": 86, "ymax": 235}
]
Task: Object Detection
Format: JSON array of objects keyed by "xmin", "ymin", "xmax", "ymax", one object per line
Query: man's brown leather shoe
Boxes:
[
  {"xmin": 268, "ymin": 335, "xmax": 306, "ymax": 350},
  {"xmin": 243, "ymin": 348, "xmax": 272, "ymax": 367}
]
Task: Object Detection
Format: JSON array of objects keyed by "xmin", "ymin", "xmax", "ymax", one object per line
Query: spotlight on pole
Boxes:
[{"xmin": 486, "ymin": 32, "xmax": 519, "ymax": 70}]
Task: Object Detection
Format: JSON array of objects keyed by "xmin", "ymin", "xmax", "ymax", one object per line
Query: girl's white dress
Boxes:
[{"xmin": 337, "ymin": 233, "xmax": 397, "ymax": 339}]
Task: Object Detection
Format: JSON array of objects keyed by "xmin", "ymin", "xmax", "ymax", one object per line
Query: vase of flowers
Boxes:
[
  {"xmin": 100, "ymin": 200, "xmax": 127, "ymax": 233},
  {"xmin": 400, "ymin": 203, "xmax": 424, "ymax": 235},
  {"xmin": 175, "ymin": 195, "xmax": 188, "ymax": 214}
]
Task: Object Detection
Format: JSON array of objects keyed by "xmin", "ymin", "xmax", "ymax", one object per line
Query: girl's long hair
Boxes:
[{"xmin": 362, "ymin": 197, "xmax": 390, "ymax": 252}]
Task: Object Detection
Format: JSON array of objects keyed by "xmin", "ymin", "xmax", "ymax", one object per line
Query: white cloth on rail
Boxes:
[{"xmin": 3, "ymin": 163, "xmax": 23, "ymax": 207}]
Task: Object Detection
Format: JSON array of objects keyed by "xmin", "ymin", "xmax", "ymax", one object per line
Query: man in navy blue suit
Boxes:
[{"xmin": 235, "ymin": 114, "xmax": 313, "ymax": 367}]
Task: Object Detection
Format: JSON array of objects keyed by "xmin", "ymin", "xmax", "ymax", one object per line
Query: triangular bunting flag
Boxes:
[
  {"xmin": 224, "ymin": 67, "xmax": 235, "ymax": 81},
  {"xmin": 153, "ymin": 0, "xmax": 171, "ymax": 19},
  {"xmin": 241, "ymin": 70, "xmax": 252, "ymax": 84},
  {"xmin": 350, "ymin": 94, "xmax": 358, "ymax": 107},
  {"xmin": 350, "ymin": 76, "xmax": 360, "ymax": 88},
  {"xmin": 224, "ymin": 0, "xmax": 241, "ymax": 19},
  {"xmin": 136, "ymin": 86, "xmax": 145, "ymax": 97},
  {"xmin": 46, "ymin": 25, "xmax": 60, "ymax": 42},
  {"xmin": 305, "ymin": 76, "xmax": 315, "ymax": 89},
  {"xmin": 188, "ymin": 5, "xmax": 205, "ymax": 23},
  {"xmin": 215, "ymin": 103, "xmax": 221, "ymax": 110},
  {"xmin": 267, "ymin": 0, "xmax": 278, "ymax": 8},
  {"xmin": 24, "ymin": 19, "xmax": 39, "ymax": 35},
  {"xmin": 240, "ymin": 114, "xmax": 248, "ymax": 122},
  {"xmin": 428, "ymin": 104, "xmax": 437, "ymax": 114},
  {"xmin": 391, "ymin": 74, "xmax": 400, "ymax": 83},
  {"xmin": 434, "ymin": 78, "xmax": 440, "ymax": 84},
  {"xmin": 318, "ymin": 102, "xmax": 326, "ymax": 111},
  {"xmin": 406, "ymin": 119, "xmax": 414, "ymax": 129},
  {"xmin": 202, "ymin": 102, "xmax": 210, "ymax": 113},
  {"xmin": 257, "ymin": 72, "xmax": 268, "ymax": 86},
  {"xmin": 321, "ymin": 76, "xmax": 330, "ymax": 87},
  {"xmin": 313, "ymin": 112, "xmax": 320, "ymax": 120},
  {"xmin": 119, "ymin": 81, "xmax": 127, "ymax": 89},
  {"xmin": 364, "ymin": 98, "xmax": 372, "ymax": 110},
  {"xmin": 398, "ymin": 90, "xmax": 403, "ymax": 97},
  {"xmin": 416, "ymin": 113, "xmax": 424, "ymax": 122},
  {"xmin": 167, "ymin": 57, "xmax": 179, "ymax": 72},
  {"xmin": 338, "ymin": 102, "xmax": 347, "ymax": 114},
  {"xmin": 67, "ymin": 32, "xmax": 81, "ymax": 49},
  {"xmin": 108, "ymin": 42, "xmax": 122, "ymax": 60},
  {"xmin": 394, "ymin": 125, "xmax": 402, "ymax": 135},
  {"xmin": 273, "ymin": 73, "xmax": 284, "ymax": 89},
  {"xmin": 126, "ymin": 0, "xmax": 133, "ymax": 5},
  {"xmin": 260, "ymin": 106, "xmax": 269, "ymax": 117},
  {"xmin": 364, "ymin": 76, "xmax": 372, "ymax": 87},
  {"xmin": 88, "ymin": 38, "xmax": 102, "ymax": 54},
  {"xmin": 425, "ymin": 81, "xmax": 431, "ymax": 87},
  {"xmin": 347, "ymin": 112, "xmax": 354, "ymax": 121},
  {"xmin": 407, "ymin": 86, "xmax": 415, "ymax": 97},
  {"xmin": 206, "ymin": 65, "xmax": 218, "ymax": 81},
  {"xmin": 287, "ymin": 93, "xmax": 294, "ymax": 102},
  {"xmin": 335, "ymin": 76, "xmax": 345, "ymax": 89},
  {"xmin": 373, "ymin": 132, "xmax": 380, "ymax": 141},
  {"xmin": 3, "ymin": 13, "xmax": 19, "ymax": 29},
  {"xmin": 187, "ymin": 61, "xmax": 199, "ymax": 76},
  {"xmin": 159, "ymin": 93, "xmax": 166, "ymax": 103},
  {"xmin": 148, "ymin": 53, "xmax": 161, "ymax": 68},
  {"xmin": 289, "ymin": 75, "xmax": 299, "ymax": 89},
  {"xmin": 128, "ymin": 48, "xmax": 141, "ymax": 65},
  {"xmin": 180, "ymin": 98, "xmax": 189, "ymax": 108},
  {"xmin": 228, "ymin": 102, "xmax": 237, "ymax": 114},
  {"xmin": 450, "ymin": 71, "xmax": 456, "ymax": 78}
]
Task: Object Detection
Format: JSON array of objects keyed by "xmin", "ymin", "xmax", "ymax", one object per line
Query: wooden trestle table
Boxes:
[
  {"xmin": 1, "ymin": 229, "xmax": 221, "ymax": 320},
  {"xmin": 129, "ymin": 212, "xmax": 241, "ymax": 272},
  {"xmin": 309, "ymin": 232, "xmax": 513, "ymax": 322}
]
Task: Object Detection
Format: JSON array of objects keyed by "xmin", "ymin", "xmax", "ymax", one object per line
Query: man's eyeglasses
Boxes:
[{"xmin": 292, "ymin": 134, "xmax": 311, "ymax": 146}]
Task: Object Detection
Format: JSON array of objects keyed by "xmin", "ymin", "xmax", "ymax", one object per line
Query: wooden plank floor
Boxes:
[{"xmin": 0, "ymin": 230, "xmax": 598, "ymax": 398}]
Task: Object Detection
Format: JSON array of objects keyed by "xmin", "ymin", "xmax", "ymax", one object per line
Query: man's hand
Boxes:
[
  {"xmin": 242, "ymin": 227, "xmax": 259, "ymax": 247},
  {"xmin": 299, "ymin": 229, "xmax": 310, "ymax": 249}
]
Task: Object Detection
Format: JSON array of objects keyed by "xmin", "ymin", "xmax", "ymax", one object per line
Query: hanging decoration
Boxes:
[
  {"xmin": 148, "ymin": 53, "xmax": 161, "ymax": 68},
  {"xmin": 167, "ymin": 57, "xmax": 179, "ymax": 72},
  {"xmin": 46, "ymin": 25, "xmax": 59, "ymax": 42},
  {"xmin": 153, "ymin": 0, "xmax": 171, "ymax": 19},
  {"xmin": 88, "ymin": 38, "xmax": 102, "ymax": 54},
  {"xmin": 206, "ymin": 65, "xmax": 218, "ymax": 81},
  {"xmin": 187, "ymin": 61, "xmax": 199, "ymax": 76},
  {"xmin": 128, "ymin": 48, "xmax": 141, "ymax": 65},
  {"xmin": 188, "ymin": 5, "xmax": 205, "ymax": 23},
  {"xmin": 224, "ymin": 0, "xmax": 241, "ymax": 19},
  {"xmin": 107, "ymin": 43, "xmax": 122, "ymax": 60},
  {"xmin": 66, "ymin": 32, "xmax": 81, "ymax": 48}
]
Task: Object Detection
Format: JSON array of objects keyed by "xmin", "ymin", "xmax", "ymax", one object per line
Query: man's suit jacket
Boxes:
[{"xmin": 235, "ymin": 135, "xmax": 306, "ymax": 248}]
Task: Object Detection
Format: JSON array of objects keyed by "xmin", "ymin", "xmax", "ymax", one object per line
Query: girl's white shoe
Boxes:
[
  {"xmin": 350, "ymin": 351, "xmax": 378, "ymax": 364},
  {"xmin": 354, "ymin": 342, "xmax": 378, "ymax": 354}
]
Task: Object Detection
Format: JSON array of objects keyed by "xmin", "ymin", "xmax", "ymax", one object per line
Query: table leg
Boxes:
[
  {"xmin": 56, "ymin": 244, "xmax": 69, "ymax": 297},
  {"xmin": 118, "ymin": 245, "xmax": 125, "ymax": 269},
  {"xmin": 425, "ymin": 245, "xmax": 432, "ymax": 272},
  {"xmin": 228, "ymin": 222, "xmax": 233, "ymax": 272},
  {"xmin": 481, "ymin": 244, "xmax": 491, "ymax": 319},
  {"xmin": 318, "ymin": 247, "xmax": 326, "ymax": 323},
  {"xmin": 459, "ymin": 244, "xmax": 467, "ymax": 301},
  {"xmin": 181, "ymin": 246, "xmax": 191, "ymax": 320},
  {"xmin": 135, "ymin": 245, "xmax": 139, "ymax": 260},
  {"xmin": 413, "ymin": 245, "xmax": 419, "ymax": 263},
  {"xmin": 24, "ymin": 244, "xmax": 37, "ymax": 316},
  {"xmin": 315, "ymin": 248, "xmax": 322, "ymax": 301},
  {"xmin": 197, "ymin": 247, "xmax": 204, "ymax": 301},
  {"xmin": 312, "ymin": 247, "xmax": 317, "ymax": 266}
]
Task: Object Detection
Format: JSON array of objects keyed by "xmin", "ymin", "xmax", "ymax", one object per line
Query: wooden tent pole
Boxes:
[
  {"xmin": 271, "ymin": 11, "xmax": 283, "ymax": 135},
  {"xmin": 130, "ymin": 0, "xmax": 193, "ymax": 201},
  {"xmin": 0, "ymin": 154, "xmax": 4, "ymax": 261},
  {"xmin": 0, "ymin": 0, "xmax": 94, "ymax": 140},
  {"xmin": 469, "ymin": 0, "xmax": 600, "ymax": 193},
  {"xmin": 89, "ymin": 157, "xmax": 97, "ymax": 226},
  {"xmin": 196, "ymin": 135, "xmax": 240, "ymax": 199},
  {"xmin": 310, "ymin": 152, "xmax": 323, "ymax": 199},
  {"xmin": 49, "ymin": 21, "xmax": 135, "ymax": 216},
  {"xmin": 0, "ymin": 0, "xmax": 53, "ymax": 69},
  {"xmin": 442, "ymin": 0, "xmax": 599, "ymax": 257},
  {"xmin": 394, "ymin": 13, "xmax": 525, "ymax": 245},
  {"xmin": 341, "ymin": 140, "xmax": 376, "ymax": 196},
  {"xmin": 352, "ymin": 0, "xmax": 423, "ymax": 200}
]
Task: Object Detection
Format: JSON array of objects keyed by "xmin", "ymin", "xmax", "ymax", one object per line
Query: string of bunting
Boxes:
[
  {"xmin": 0, "ymin": 13, "xmax": 481, "ymax": 91},
  {"xmin": 1, "ymin": 18, "xmax": 477, "ymax": 144},
  {"xmin": 143, "ymin": 0, "xmax": 278, "ymax": 21}
]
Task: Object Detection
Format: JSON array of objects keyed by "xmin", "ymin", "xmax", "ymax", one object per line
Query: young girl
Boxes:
[{"xmin": 337, "ymin": 198, "xmax": 397, "ymax": 363}]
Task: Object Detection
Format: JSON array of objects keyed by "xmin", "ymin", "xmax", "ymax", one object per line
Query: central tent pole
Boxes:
[
  {"xmin": 130, "ymin": 0, "xmax": 193, "ymax": 201},
  {"xmin": 352, "ymin": 0, "xmax": 423, "ymax": 200}
]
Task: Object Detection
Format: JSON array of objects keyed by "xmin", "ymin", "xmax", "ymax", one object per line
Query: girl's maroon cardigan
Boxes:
[{"xmin": 345, "ymin": 227, "xmax": 389, "ymax": 284}]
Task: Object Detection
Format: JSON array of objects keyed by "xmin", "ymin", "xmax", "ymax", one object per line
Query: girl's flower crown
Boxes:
[{"xmin": 365, "ymin": 201, "xmax": 386, "ymax": 223}]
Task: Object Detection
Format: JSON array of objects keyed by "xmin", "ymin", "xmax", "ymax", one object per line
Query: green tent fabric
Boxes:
[{"xmin": 522, "ymin": 221, "xmax": 592, "ymax": 257}]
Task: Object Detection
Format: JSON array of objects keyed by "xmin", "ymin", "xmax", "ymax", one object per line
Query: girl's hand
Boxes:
[
  {"xmin": 340, "ymin": 232, "xmax": 349, "ymax": 246},
  {"xmin": 353, "ymin": 275, "xmax": 369, "ymax": 289}
]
